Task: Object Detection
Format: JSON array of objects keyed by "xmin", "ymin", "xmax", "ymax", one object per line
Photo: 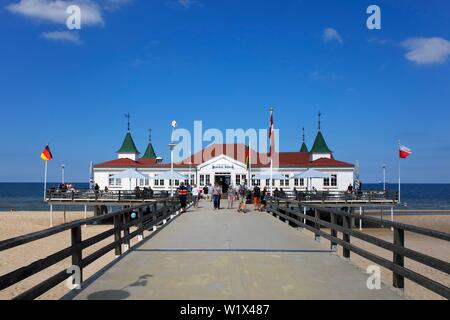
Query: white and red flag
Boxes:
[
  {"xmin": 268, "ymin": 108, "xmax": 274, "ymax": 157},
  {"xmin": 399, "ymin": 144, "xmax": 412, "ymax": 159}
]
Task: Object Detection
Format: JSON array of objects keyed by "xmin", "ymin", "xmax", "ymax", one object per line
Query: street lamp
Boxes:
[
  {"xmin": 382, "ymin": 164, "xmax": 386, "ymax": 191},
  {"xmin": 168, "ymin": 120, "xmax": 177, "ymax": 197},
  {"xmin": 61, "ymin": 164, "xmax": 65, "ymax": 184}
]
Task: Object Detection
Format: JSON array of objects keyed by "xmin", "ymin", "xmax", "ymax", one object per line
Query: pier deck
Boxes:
[{"xmin": 70, "ymin": 204, "xmax": 403, "ymax": 300}]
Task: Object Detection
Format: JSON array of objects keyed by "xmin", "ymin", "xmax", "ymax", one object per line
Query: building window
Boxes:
[
  {"xmin": 108, "ymin": 175, "xmax": 121, "ymax": 186},
  {"xmin": 266, "ymin": 179, "xmax": 270, "ymax": 186},
  {"xmin": 324, "ymin": 174, "xmax": 337, "ymax": 187},
  {"xmin": 200, "ymin": 175, "xmax": 205, "ymax": 186},
  {"xmin": 175, "ymin": 180, "xmax": 180, "ymax": 186},
  {"xmin": 205, "ymin": 175, "xmax": 211, "ymax": 186},
  {"xmin": 190, "ymin": 174, "xmax": 195, "ymax": 185},
  {"xmin": 281, "ymin": 175, "xmax": 289, "ymax": 186},
  {"xmin": 154, "ymin": 179, "xmax": 159, "ymax": 186},
  {"xmin": 139, "ymin": 179, "xmax": 144, "ymax": 186},
  {"xmin": 145, "ymin": 179, "xmax": 149, "ymax": 186},
  {"xmin": 236, "ymin": 175, "xmax": 240, "ymax": 186},
  {"xmin": 251, "ymin": 175, "xmax": 260, "ymax": 186}
]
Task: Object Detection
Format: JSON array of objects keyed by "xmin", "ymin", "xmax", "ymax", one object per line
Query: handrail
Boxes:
[
  {"xmin": 267, "ymin": 197, "xmax": 450, "ymax": 299},
  {"xmin": 0, "ymin": 196, "xmax": 190, "ymax": 300}
]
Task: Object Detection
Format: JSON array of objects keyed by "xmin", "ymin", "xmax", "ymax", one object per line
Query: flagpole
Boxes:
[
  {"xmin": 398, "ymin": 140, "xmax": 401, "ymax": 204},
  {"xmin": 269, "ymin": 107, "xmax": 274, "ymax": 196},
  {"xmin": 44, "ymin": 160, "xmax": 48, "ymax": 201},
  {"xmin": 248, "ymin": 140, "xmax": 252, "ymax": 186}
]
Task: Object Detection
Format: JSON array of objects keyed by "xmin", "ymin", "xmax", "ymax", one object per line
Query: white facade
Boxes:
[{"xmin": 94, "ymin": 153, "xmax": 354, "ymax": 192}]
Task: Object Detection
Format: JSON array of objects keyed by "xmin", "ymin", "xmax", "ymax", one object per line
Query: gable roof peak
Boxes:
[
  {"xmin": 310, "ymin": 131, "xmax": 332, "ymax": 154},
  {"xmin": 117, "ymin": 131, "xmax": 140, "ymax": 154}
]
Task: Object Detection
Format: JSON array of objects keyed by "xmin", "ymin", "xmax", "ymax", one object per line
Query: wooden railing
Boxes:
[
  {"xmin": 0, "ymin": 197, "xmax": 187, "ymax": 300},
  {"xmin": 284, "ymin": 190, "xmax": 398, "ymax": 203},
  {"xmin": 46, "ymin": 189, "xmax": 172, "ymax": 202},
  {"xmin": 267, "ymin": 197, "xmax": 450, "ymax": 299}
]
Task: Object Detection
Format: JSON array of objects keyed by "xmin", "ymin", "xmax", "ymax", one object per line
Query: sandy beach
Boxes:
[
  {"xmin": 0, "ymin": 211, "xmax": 449, "ymax": 300},
  {"xmin": 0, "ymin": 211, "xmax": 150, "ymax": 300},
  {"xmin": 304, "ymin": 214, "xmax": 450, "ymax": 300}
]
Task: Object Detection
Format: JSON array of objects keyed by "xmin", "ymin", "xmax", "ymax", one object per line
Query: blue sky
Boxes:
[{"xmin": 1, "ymin": 0, "xmax": 450, "ymax": 183}]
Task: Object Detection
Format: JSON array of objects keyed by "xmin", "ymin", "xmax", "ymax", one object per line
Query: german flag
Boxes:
[
  {"xmin": 245, "ymin": 145, "xmax": 250, "ymax": 169},
  {"xmin": 40, "ymin": 145, "xmax": 53, "ymax": 161}
]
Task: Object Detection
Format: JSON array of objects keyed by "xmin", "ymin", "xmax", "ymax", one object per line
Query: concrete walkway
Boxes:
[{"xmin": 71, "ymin": 203, "xmax": 404, "ymax": 300}]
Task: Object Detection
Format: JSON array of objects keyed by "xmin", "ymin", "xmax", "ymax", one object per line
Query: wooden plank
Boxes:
[
  {"xmin": 71, "ymin": 226, "xmax": 83, "ymax": 284},
  {"xmin": 393, "ymin": 227, "xmax": 405, "ymax": 289}
]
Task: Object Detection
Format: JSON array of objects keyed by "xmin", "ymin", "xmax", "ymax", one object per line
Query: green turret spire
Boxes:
[
  {"xmin": 117, "ymin": 131, "xmax": 140, "ymax": 154},
  {"xmin": 142, "ymin": 129, "xmax": 157, "ymax": 159},
  {"xmin": 310, "ymin": 112, "xmax": 332, "ymax": 154},
  {"xmin": 117, "ymin": 113, "xmax": 140, "ymax": 154},
  {"xmin": 300, "ymin": 127, "xmax": 309, "ymax": 152}
]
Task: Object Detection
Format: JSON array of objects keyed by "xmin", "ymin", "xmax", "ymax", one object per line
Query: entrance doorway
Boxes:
[{"xmin": 215, "ymin": 174, "xmax": 231, "ymax": 194}]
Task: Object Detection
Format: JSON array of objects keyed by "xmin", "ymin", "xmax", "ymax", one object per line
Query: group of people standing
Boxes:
[
  {"xmin": 193, "ymin": 183, "xmax": 269, "ymax": 213},
  {"xmin": 176, "ymin": 181, "xmax": 274, "ymax": 214}
]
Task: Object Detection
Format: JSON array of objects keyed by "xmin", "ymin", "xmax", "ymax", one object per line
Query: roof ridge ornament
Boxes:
[
  {"xmin": 318, "ymin": 111, "xmax": 321, "ymax": 131},
  {"xmin": 125, "ymin": 112, "xmax": 131, "ymax": 132}
]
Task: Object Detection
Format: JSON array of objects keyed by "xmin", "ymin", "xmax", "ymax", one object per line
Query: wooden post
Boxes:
[
  {"xmin": 123, "ymin": 211, "xmax": 131, "ymax": 252},
  {"xmin": 71, "ymin": 226, "xmax": 83, "ymax": 284},
  {"xmin": 330, "ymin": 211, "xmax": 337, "ymax": 251},
  {"xmin": 343, "ymin": 210, "xmax": 351, "ymax": 259},
  {"xmin": 314, "ymin": 209, "xmax": 320, "ymax": 241},
  {"xmin": 303, "ymin": 206, "xmax": 306, "ymax": 225},
  {"xmin": 50, "ymin": 204, "xmax": 53, "ymax": 227},
  {"xmin": 393, "ymin": 227, "xmax": 405, "ymax": 290},
  {"xmin": 138, "ymin": 207, "xmax": 144, "ymax": 241},
  {"xmin": 359, "ymin": 206, "xmax": 362, "ymax": 231},
  {"xmin": 113, "ymin": 214, "xmax": 122, "ymax": 256}
]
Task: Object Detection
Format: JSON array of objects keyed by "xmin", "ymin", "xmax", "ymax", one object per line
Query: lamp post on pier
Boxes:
[
  {"xmin": 382, "ymin": 164, "xmax": 386, "ymax": 191},
  {"xmin": 169, "ymin": 120, "xmax": 178, "ymax": 197},
  {"xmin": 61, "ymin": 164, "xmax": 65, "ymax": 184}
]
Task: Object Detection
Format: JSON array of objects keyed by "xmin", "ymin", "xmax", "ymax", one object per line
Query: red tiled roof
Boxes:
[
  {"xmin": 95, "ymin": 144, "xmax": 353, "ymax": 168},
  {"xmin": 307, "ymin": 158, "xmax": 354, "ymax": 168}
]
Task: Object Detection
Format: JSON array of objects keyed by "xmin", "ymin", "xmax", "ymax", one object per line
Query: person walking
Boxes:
[
  {"xmin": 237, "ymin": 183, "xmax": 247, "ymax": 213},
  {"xmin": 203, "ymin": 185, "xmax": 209, "ymax": 200},
  {"xmin": 253, "ymin": 185, "xmax": 261, "ymax": 211},
  {"xmin": 177, "ymin": 182, "xmax": 189, "ymax": 213},
  {"xmin": 227, "ymin": 185, "xmax": 235, "ymax": 209},
  {"xmin": 260, "ymin": 187, "xmax": 268, "ymax": 211},
  {"xmin": 208, "ymin": 184, "xmax": 214, "ymax": 202},
  {"xmin": 212, "ymin": 183, "xmax": 221, "ymax": 210},
  {"xmin": 192, "ymin": 184, "xmax": 200, "ymax": 208}
]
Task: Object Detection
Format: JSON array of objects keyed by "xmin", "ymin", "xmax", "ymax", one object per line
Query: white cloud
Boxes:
[
  {"xmin": 6, "ymin": 0, "xmax": 104, "ymax": 26},
  {"xmin": 41, "ymin": 30, "xmax": 81, "ymax": 44},
  {"xmin": 401, "ymin": 37, "xmax": 450, "ymax": 65},
  {"xmin": 177, "ymin": 0, "xmax": 201, "ymax": 8},
  {"xmin": 323, "ymin": 28, "xmax": 343, "ymax": 44}
]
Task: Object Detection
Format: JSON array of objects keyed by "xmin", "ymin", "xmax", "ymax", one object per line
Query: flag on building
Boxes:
[
  {"xmin": 399, "ymin": 144, "xmax": 412, "ymax": 159},
  {"xmin": 40, "ymin": 145, "xmax": 53, "ymax": 161},
  {"xmin": 245, "ymin": 145, "xmax": 250, "ymax": 169}
]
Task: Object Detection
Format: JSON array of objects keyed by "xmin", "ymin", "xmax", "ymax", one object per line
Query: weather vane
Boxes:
[
  {"xmin": 125, "ymin": 113, "xmax": 131, "ymax": 132},
  {"xmin": 148, "ymin": 128, "xmax": 152, "ymax": 143},
  {"xmin": 318, "ymin": 112, "xmax": 322, "ymax": 131}
]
